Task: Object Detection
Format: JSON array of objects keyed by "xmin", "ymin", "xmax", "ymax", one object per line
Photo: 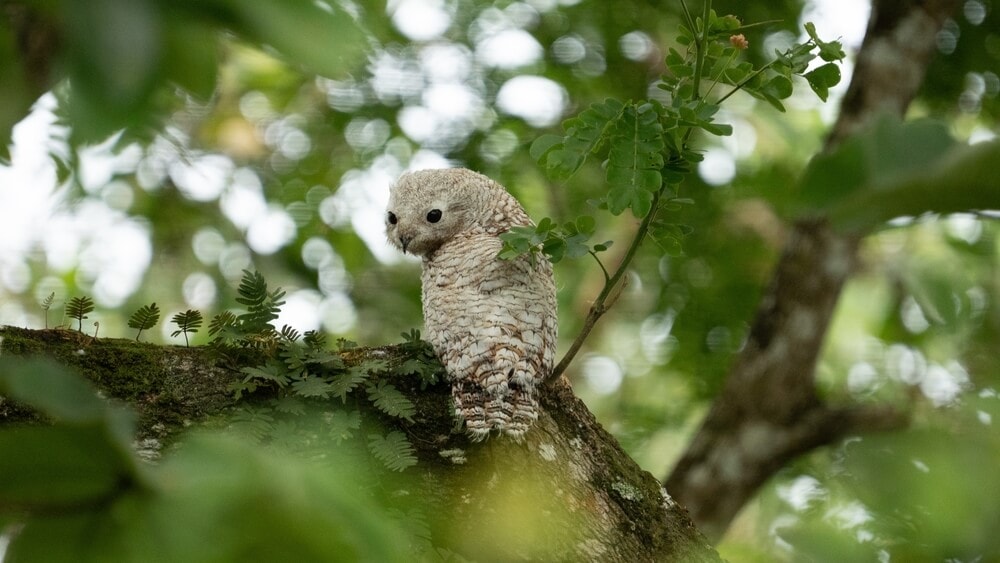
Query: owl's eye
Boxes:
[
  {"xmin": 426, "ymin": 209, "xmax": 442, "ymax": 223},
  {"xmin": 387, "ymin": 212, "xmax": 398, "ymax": 225}
]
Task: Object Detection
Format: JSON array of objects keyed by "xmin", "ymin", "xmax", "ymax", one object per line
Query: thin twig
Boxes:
[
  {"xmin": 547, "ymin": 185, "xmax": 667, "ymax": 382},
  {"xmin": 547, "ymin": 1, "xmax": 714, "ymax": 382},
  {"xmin": 588, "ymin": 251, "xmax": 611, "ymax": 283},
  {"xmin": 691, "ymin": 0, "xmax": 713, "ymax": 100}
]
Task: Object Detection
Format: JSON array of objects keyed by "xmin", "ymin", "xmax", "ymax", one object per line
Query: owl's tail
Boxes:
[{"xmin": 453, "ymin": 380, "xmax": 538, "ymax": 442}]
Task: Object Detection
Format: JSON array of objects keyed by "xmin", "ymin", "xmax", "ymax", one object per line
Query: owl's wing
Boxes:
[{"xmin": 422, "ymin": 232, "xmax": 556, "ymax": 440}]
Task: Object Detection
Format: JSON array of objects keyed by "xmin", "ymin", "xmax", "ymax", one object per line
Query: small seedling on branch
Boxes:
[
  {"xmin": 208, "ymin": 270, "xmax": 287, "ymax": 348},
  {"xmin": 65, "ymin": 296, "xmax": 95, "ymax": 332},
  {"xmin": 40, "ymin": 292, "xmax": 56, "ymax": 329},
  {"xmin": 171, "ymin": 309, "xmax": 203, "ymax": 347},
  {"xmin": 128, "ymin": 303, "xmax": 161, "ymax": 341}
]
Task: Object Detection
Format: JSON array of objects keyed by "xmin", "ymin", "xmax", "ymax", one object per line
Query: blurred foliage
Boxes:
[
  {"xmin": 0, "ymin": 358, "xmax": 421, "ymax": 562},
  {"xmin": 1, "ymin": 0, "xmax": 999, "ymax": 559}
]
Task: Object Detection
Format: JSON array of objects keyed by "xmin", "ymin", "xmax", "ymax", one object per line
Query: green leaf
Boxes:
[
  {"xmin": 800, "ymin": 116, "xmax": 955, "ymax": 216},
  {"xmin": 529, "ymin": 134, "xmax": 563, "ymax": 162},
  {"xmin": 367, "ymin": 431, "xmax": 417, "ymax": 472},
  {"xmin": 544, "ymin": 98, "xmax": 624, "ymax": 180},
  {"xmin": 804, "ymin": 22, "xmax": 846, "ymax": 62},
  {"xmin": 366, "ymin": 381, "xmax": 416, "ymax": 422},
  {"xmin": 240, "ymin": 363, "xmax": 290, "ymax": 387},
  {"xmin": 762, "ymin": 75, "xmax": 793, "ymax": 101},
  {"xmin": 63, "ymin": 0, "xmax": 162, "ymax": 143},
  {"xmin": 327, "ymin": 409, "xmax": 361, "ymax": 443},
  {"xmin": 171, "ymin": 309, "xmax": 203, "ymax": 333},
  {"xmin": 828, "ymin": 139, "xmax": 1000, "ymax": 232},
  {"xmin": 542, "ymin": 237, "xmax": 567, "ymax": 263},
  {"xmin": 212, "ymin": 0, "xmax": 369, "ymax": 79},
  {"xmin": 0, "ymin": 23, "xmax": 34, "ymax": 163},
  {"xmin": 171, "ymin": 310, "xmax": 203, "ymax": 345},
  {"xmin": 0, "ymin": 359, "xmax": 140, "ymax": 509},
  {"xmin": 575, "ymin": 215, "xmax": 596, "ymax": 234},
  {"xmin": 794, "ymin": 115, "xmax": 1000, "ymax": 231},
  {"xmin": 280, "ymin": 342, "xmax": 308, "ymax": 377},
  {"xmin": 65, "ymin": 296, "xmax": 95, "ymax": 332},
  {"xmin": 804, "ymin": 62, "xmax": 841, "ymax": 102},
  {"xmin": 227, "ymin": 406, "xmax": 275, "ymax": 440},
  {"xmin": 330, "ymin": 365, "xmax": 369, "ymax": 401},
  {"xmin": 235, "ymin": 270, "xmax": 286, "ymax": 334},
  {"xmin": 208, "ymin": 311, "xmax": 237, "ymax": 337},
  {"xmin": 0, "ymin": 424, "xmax": 135, "ymax": 508},
  {"xmin": 272, "ymin": 396, "xmax": 306, "ymax": 415},
  {"xmin": 291, "ymin": 376, "xmax": 335, "ymax": 399},
  {"xmin": 605, "ymin": 103, "xmax": 664, "ymax": 217},
  {"xmin": 0, "ymin": 358, "xmax": 106, "ymax": 423},
  {"xmin": 128, "ymin": 302, "xmax": 161, "ymax": 340},
  {"xmin": 161, "ymin": 14, "xmax": 219, "ymax": 99},
  {"xmin": 795, "ymin": 132, "xmax": 868, "ymax": 213}
]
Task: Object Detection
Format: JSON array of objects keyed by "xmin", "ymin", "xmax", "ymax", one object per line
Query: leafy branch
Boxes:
[{"xmin": 503, "ymin": 1, "xmax": 846, "ymax": 381}]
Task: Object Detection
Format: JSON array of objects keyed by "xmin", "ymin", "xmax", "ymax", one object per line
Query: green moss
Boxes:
[{"xmin": 0, "ymin": 326, "xmax": 241, "ymax": 445}]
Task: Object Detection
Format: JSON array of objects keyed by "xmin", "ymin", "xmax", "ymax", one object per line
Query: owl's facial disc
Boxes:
[{"xmin": 385, "ymin": 200, "xmax": 459, "ymax": 257}]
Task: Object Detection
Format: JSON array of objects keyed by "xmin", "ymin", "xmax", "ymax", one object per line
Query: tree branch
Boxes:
[
  {"xmin": 0, "ymin": 326, "xmax": 720, "ymax": 562},
  {"xmin": 664, "ymin": 0, "xmax": 962, "ymax": 542}
]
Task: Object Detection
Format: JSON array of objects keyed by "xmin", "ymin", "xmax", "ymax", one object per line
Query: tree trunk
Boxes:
[
  {"xmin": 665, "ymin": 0, "xmax": 962, "ymax": 541},
  {"xmin": 0, "ymin": 326, "xmax": 719, "ymax": 562}
]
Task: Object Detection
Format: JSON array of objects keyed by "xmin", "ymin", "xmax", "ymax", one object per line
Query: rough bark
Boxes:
[
  {"xmin": 665, "ymin": 0, "xmax": 962, "ymax": 542},
  {"xmin": 0, "ymin": 326, "xmax": 719, "ymax": 562}
]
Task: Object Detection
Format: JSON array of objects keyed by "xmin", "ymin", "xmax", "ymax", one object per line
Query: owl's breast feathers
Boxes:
[
  {"xmin": 421, "ymin": 227, "xmax": 556, "ymax": 356},
  {"xmin": 413, "ymin": 173, "xmax": 556, "ymax": 440}
]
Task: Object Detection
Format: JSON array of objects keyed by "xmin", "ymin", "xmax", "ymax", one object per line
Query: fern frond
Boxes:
[
  {"xmin": 208, "ymin": 311, "xmax": 237, "ymax": 336},
  {"xmin": 366, "ymin": 381, "xmax": 416, "ymax": 422},
  {"xmin": 279, "ymin": 341, "xmax": 308, "ymax": 378},
  {"xmin": 336, "ymin": 337, "xmax": 358, "ymax": 351},
  {"xmin": 128, "ymin": 303, "xmax": 161, "ymax": 341},
  {"xmin": 240, "ymin": 362, "xmax": 291, "ymax": 388},
  {"xmin": 41, "ymin": 292, "xmax": 56, "ymax": 329},
  {"xmin": 228, "ymin": 406, "xmax": 275, "ymax": 442},
  {"xmin": 272, "ymin": 397, "xmax": 306, "ymax": 415},
  {"xmin": 305, "ymin": 346, "xmax": 346, "ymax": 371},
  {"xmin": 291, "ymin": 376, "xmax": 335, "ymax": 398},
  {"xmin": 170, "ymin": 309, "xmax": 203, "ymax": 346},
  {"xmin": 326, "ymin": 409, "xmax": 361, "ymax": 444},
  {"xmin": 303, "ymin": 330, "xmax": 326, "ymax": 349},
  {"xmin": 235, "ymin": 270, "xmax": 286, "ymax": 334},
  {"xmin": 330, "ymin": 365, "xmax": 369, "ymax": 402},
  {"xmin": 280, "ymin": 325, "xmax": 300, "ymax": 342},
  {"xmin": 65, "ymin": 296, "xmax": 95, "ymax": 332},
  {"xmin": 367, "ymin": 431, "xmax": 417, "ymax": 472},
  {"xmin": 171, "ymin": 309, "xmax": 203, "ymax": 332}
]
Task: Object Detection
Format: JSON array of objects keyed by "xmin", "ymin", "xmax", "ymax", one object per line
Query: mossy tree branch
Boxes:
[{"xmin": 0, "ymin": 326, "xmax": 720, "ymax": 562}]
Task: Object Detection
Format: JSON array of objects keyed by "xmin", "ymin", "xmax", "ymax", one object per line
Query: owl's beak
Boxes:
[{"xmin": 399, "ymin": 235, "xmax": 412, "ymax": 254}]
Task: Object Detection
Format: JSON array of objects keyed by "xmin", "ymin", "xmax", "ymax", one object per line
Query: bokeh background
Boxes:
[{"xmin": 1, "ymin": 0, "xmax": 998, "ymax": 559}]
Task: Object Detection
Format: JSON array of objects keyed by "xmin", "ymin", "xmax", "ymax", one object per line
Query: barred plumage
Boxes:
[{"xmin": 386, "ymin": 168, "xmax": 556, "ymax": 441}]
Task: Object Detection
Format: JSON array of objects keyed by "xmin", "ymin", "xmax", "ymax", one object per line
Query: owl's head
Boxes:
[{"xmin": 386, "ymin": 168, "xmax": 492, "ymax": 257}]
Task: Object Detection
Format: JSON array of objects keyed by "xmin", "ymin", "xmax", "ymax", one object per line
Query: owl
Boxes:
[{"xmin": 386, "ymin": 168, "xmax": 557, "ymax": 442}]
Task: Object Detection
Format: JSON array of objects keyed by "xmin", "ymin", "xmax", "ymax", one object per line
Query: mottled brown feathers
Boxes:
[{"xmin": 386, "ymin": 168, "xmax": 557, "ymax": 441}]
